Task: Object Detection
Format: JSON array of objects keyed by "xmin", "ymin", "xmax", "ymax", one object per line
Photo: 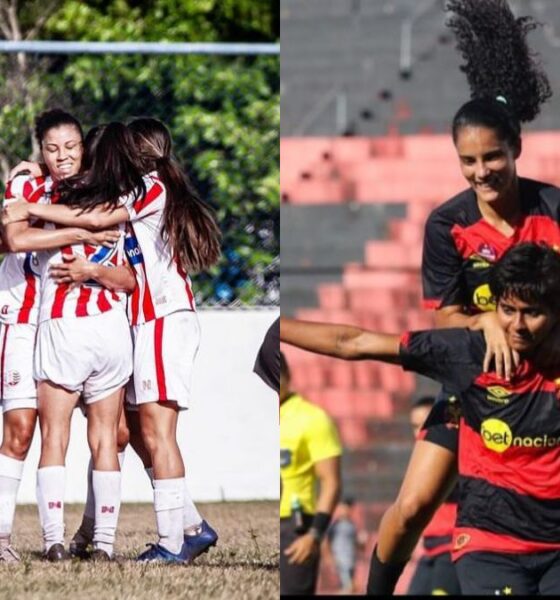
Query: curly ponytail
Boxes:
[{"xmin": 446, "ymin": 0, "xmax": 552, "ymax": 144}]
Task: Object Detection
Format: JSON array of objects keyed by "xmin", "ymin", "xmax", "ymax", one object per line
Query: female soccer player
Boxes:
[
  {"xmin": 0, "ymin": 109, "xmax": 124, "ymax": 562},
  {"xmin": 366, "ymin": 0, "xmax": 560, "ymax": 593},
  {"xmin": 282, "ymin": 243, "xmax": 560, "ymax": 595},
  {"xmin": 4, "ymin": 118, "xmax": 222, "ymax": 562}
]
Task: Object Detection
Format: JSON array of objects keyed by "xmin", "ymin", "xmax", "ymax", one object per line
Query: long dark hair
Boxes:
[
  {"xmin": 128, "ymin": 117, "xmax": 221, "ymax": 273},
  {"xmin": 58, "ymin": 121, "xmax": 145, "ymax": 212},
  {"xmin": 446, "ymin": 0, "xmax": 552, "ymax": 146}
]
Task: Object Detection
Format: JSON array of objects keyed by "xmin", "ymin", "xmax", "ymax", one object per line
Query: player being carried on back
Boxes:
[{"xmin": 281, "ymin": 242, "xmax": 560, "ymax": 595}]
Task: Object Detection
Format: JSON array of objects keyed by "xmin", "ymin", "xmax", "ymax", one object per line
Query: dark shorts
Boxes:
[
  {"xmin": 280, "ymin": 515, "xmax": 320, "ymax": 596},
  {"xmin": 254, "ymin": 317, "xmax": 279, "ymax": 393},
  {"xmin": 419, "ymin": 390, "xmax": 461, "ymax": 453},
  {"xmin": 407, "ymin": 552, "xmax": 461, "ymax": 595},
  {"xmin": 455, "ymin": 551, "xmax": 560, "ymax": 595}
]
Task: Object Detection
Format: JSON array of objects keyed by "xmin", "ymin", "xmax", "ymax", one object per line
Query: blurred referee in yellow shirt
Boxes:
[{"xmin": 280, "ymin": 352, "xmax": 342, "ymax": 595}]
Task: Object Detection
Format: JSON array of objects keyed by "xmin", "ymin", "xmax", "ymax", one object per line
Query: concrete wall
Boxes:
[{"xmin": 4, "ymin": 309, "xmax": 279, "ymax": 504}]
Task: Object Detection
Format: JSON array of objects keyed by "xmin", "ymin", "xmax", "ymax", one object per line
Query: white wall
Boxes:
[{"xmin": 3, "ymin": 310, "xmax": 280, "ymax": 504}]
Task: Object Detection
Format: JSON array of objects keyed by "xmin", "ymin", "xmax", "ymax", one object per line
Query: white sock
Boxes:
[
  {"xmin": 83, "ymin": 451, "xmax": 126, "ymax": 524},
  {"xmin": 92, "ymin": 470, "xmax": 122, "ymax": 557},
  {"xmin": 153, "ymin": 478, "xmax": 184, "ymax": 554},
  {"xmin": 0, "ymin": 454, "xmax": 24, "ymax": 538},
  {"xmin": 36, "ymin": 466, "xmax": 65, "ymax": 552},
  {"xmin": 77, "ymin": 451, "xmax": 126, "ymax": 546},
  {"xmin": 183, "ymin": 478, "xmax": 203, "ymax": 534}
]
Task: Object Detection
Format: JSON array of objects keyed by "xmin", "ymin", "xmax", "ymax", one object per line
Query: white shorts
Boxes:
[
  {"xmin": 0, "ymin": 322, "xmax": 38, "ymax": 412},
  {"xmin": 34, "ymin": 310, "xmax": 133, "ymax": 404},
  {"xmin": 126, "ymin": 310, "xmax": 200, "ymax": 410}
]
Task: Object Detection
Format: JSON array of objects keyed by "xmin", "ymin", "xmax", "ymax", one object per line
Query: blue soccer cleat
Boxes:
[
  {"xmin": 136, "ymin": 542, "xmax": 188, "ymax": 563},
  {"xmin": 182, "ymin": 520, "xmax": 218, "ymax": 564}
]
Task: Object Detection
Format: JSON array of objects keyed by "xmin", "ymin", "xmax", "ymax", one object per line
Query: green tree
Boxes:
[{"xmin": 0, "ymin": 0, "xmax": 279, "ymax": 305}]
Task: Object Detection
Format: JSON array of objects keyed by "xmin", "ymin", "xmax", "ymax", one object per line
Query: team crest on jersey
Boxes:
[
  {"xmin": 486, "ymin": 386, "xmax": 511, "ymax": 405},
  {"xmin": 6, "ymin": 370, "xmax": 20, "ymax": 387},
  {"xmin": 477, "ymin": 243, "xmax": 497, "ymax": 261},
  {"xmin": 280, "ymin": 449, "xmax": 292, "ymax": 468},
  {"xmin": 453, "ymin": 533, "xmax": 470, "ymax": 550}
]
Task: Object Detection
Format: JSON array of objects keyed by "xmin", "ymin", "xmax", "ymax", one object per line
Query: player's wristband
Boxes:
[{"xmin": 308, "ymin": 512, "xmax": 331, "ymax": 541}]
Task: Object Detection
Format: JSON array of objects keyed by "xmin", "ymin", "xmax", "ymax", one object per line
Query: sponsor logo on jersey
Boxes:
[
  {"xmin": 477, "ymin": 243, "xmax": 497, "ymax": 261},
  {"xmin": 473, "ymin": 283, "xmax": 496, "ymax": 312},
  {"xmin": 468, "ymin": 254, "xmax": 491, "ymax": 269},
  {"xmin": 481, "ymin": 418, "xmax": 560, "ymax": 453},
  {"xmin": 125, "ymin": 235, "xmax": 144, "ymax": 266},
  {"xmin": 280, "ymin": 449, "xmax": 292, "ymax": 468},
  {"xmin": 486, "ymin": 385, "xmax": 511, "ymax": 405}
]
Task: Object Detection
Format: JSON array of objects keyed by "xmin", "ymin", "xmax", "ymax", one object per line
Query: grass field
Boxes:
[{"xmin": 1, "ymin": 501, "xmax": 278, "ymax": 600}]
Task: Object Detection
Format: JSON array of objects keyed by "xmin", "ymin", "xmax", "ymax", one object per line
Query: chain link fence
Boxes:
[{"xmin": 0, "ymin": 45, "xmax": 279, "ymax": 308}]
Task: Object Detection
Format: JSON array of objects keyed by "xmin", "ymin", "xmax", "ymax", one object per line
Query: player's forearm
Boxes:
[
  {"xmin": 28, "ymin": 203, "xmax": 128, "ymax": 230},
  {"xmin": 434, "ymin": 307, "xmax": 479, "ymax": 330},
  {"xmin": 280, "ymin": 317, "xmax": 401, "ymax": 362},
  {"xmin": 90, "ymin": 264, "xmax": 136, "ymax": 294},
  {"xmin": 4, "ymin": 226, "xmax": 95, "ymax": 253}
]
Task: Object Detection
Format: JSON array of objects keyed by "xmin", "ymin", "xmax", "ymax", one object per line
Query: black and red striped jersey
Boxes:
[
  {"xmin": 422, "ymin": 178, "xmax": 560, "ymax": 312},
  {"xmin": 400, "ymin": 328, "xmax": 560, "ymax": 560},
  {"xmin": 421, "ymin": 487, "xmax": 459, "ymax": 558}
]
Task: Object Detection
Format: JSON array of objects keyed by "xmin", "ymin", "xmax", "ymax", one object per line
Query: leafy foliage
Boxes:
[{"xmin": 0, "ymin": 0, "xmax": 279, "ymax": 305}]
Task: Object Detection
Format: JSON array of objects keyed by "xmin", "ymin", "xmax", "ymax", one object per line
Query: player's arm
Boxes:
[
  {"xmin": 284, "ymin": 456, "xmax": 341, "ymax": 565},
  {"xmin": 1, "ymin": 219, "xmax": 121, "ymax": 253},
  {"xmin": 280, "ymin": 317, "xmax": 401, "ymax": 363},
  {"xmin": 49, "ymin": 256, "xmax": 136, "ymax": 294},
  {"xmin": 3, "ymin": 198, "xmax": 129, "ymax": 230},
  {"xmin": 8, "ymin": 160, "xmax": 47, "ymax": 181}
]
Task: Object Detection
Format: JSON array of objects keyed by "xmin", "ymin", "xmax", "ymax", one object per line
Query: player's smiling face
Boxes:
[
  {"xmin": 41, "ymin": 124, "xmax": 83, "ymax": 181},
  {"xmin": 455, "ymin": 125, "xmax": 520, "ymax": 206},
  {"xmin": 497, "ymin": 294, "xmax": 557, "ymax": 354}
]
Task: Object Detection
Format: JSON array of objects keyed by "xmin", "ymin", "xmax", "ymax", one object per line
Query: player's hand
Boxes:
[
  {"xmin": 49, "ymin": 255, "xmax": 95, "ymax": 287},
  {"xmin": 8, "ymin": 160, "xmax": 45, "ymax": 181},
  {"xmin": 86, "ymin": 228, "xmax": 121, "ymax": 248},
  {"xmin": 2, "ymin": 198, "xmax": 31, "ymax": 225},
  {"xmin": 284, "ymin": 533, "xmax": 319, "ymax": 565},
  {"xmin": 476, "ymin": 311, "xmax": 520, "ymax": 380}
]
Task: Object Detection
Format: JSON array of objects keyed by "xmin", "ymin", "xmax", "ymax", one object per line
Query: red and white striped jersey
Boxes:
[
  {"xmin": 37, "ymin": 196, "xmax": 128, "ymax": 324},
  {"xmin": 0, "ymin": 174, "xmax": 51, "ymax": 325},
  {"xmin": 122, "ymin": 172, "xmax": 196, "ymax": 325}
]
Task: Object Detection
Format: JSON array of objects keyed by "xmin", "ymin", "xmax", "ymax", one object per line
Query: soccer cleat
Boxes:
[
  {"xmin": 0, "ymin": 544, "xmax": 21, "ymax": 563},
  {"xmin": 136, "ymin": 543, "xmax": 187, "ymax": 564},
  {"xmin": 69, "ymin": 524, "xmax": 93, "ymax": 559},
  {"xmin": 182, "ymin": 520, "xmax": 218, "ymax": 564},
  {"xmin": 44, "ymin": 543, "xmax": 70, "ymax": 562},
  {"xmin": 90, "ymin": 548, "xmax": 111, "ymax": 562}
]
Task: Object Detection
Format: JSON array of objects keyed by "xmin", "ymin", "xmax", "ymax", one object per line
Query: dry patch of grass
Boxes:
[{"xmin": 2, "ymin": 501, "xmax": 278, "ymax": 600}]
